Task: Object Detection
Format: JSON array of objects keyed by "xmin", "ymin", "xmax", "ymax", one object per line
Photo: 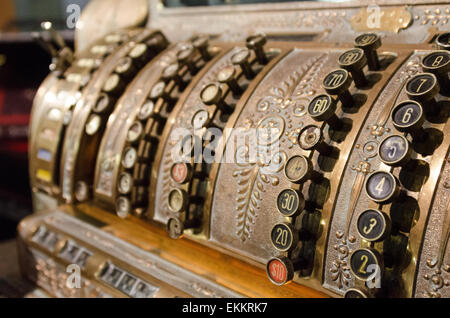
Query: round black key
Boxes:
[
  {"xmin": 167, "ymin": 188, "xmax": 187, "ymax": 213},
  {"xmin": 378, "ymin": 134, "xmax": 412, "ymax": 166},
  {"xmin": 422, "ymin": 50, "xmax": 450, "ymax": 71},
  {"xmin": 122, "ymin": 147, "xmax": 137, "ymax": 169},
  {"xmin": 277, "ymin": 189, "xmax": 305, "ymax": 217},
  {"xmin": 350, "ymin": 248, "xmax": 383, "ymax": 281},
  {"xmin": 127, "ymin": 121, "xmax": 143, "ymax": 144},
  {"xmin": 129, "ymin": 43, "xmax": 151, "ymax": 64},
  {"xmin": 323, "ymin": 69, "xmax": 351, "ymax": 93},
  {"xmin": 266, "ymin": 257, "xmax": 295, "ymax": 286},
  {"xmin": 115, "ymin": 56, "xmax": 135, "ymax": 78},
  {"xmin": 149, "ymin": 81, "xmax": 170, "ymax": 103},
  {"xmin": 344, "ymin": 288, "xmax": 369, "ymax": 298},
  {"xmin": 357, "ymin": 209, "xmax": 391, "ymax": 242},
  {"xmin": 85, "ymin": 114, "xmax": 101, "ymax": 136},
  {"xmin": 137, "ymin": 100, "xmax": 155, "ymax": 121},
  {"xmin": 284, "ymin": 155, "xmax": 313, "ymax": 183},
  {"xmin": 338, "ymin": 48, "xmax": 368, "ymax": 88},
  {"xmin": 391, "ymin": 101, "xmax": 423, "ymax": 129},
  {"xmin": 354, "ymin": 33, "xmax": 381, "ymax": 70},
  {"xmin": 271, "ymin": 223, "xmax": 298, "ymax": 252},
  {"xmin": 308, "ymin": 94, "xmax": 342, "ymax": 129},
  {"xmin": 391, "ymin": 101, "xmax": 425, "ymax": 141},
  {"xmin": 406, "ymin": 73, "xmax": 439, "ymax": 99},
  {"xmin": 118, "ymin": 172, "xmax": 133, "ymax": 195},
  {"xmin": 103, "ymin": 73, "xmax": 124, "ymax": 95},
  {"xmin": 365, "ymin": 171, "xmax": 400, "ymax": 204},
  {"xmin": 167, "ymin": 217, "xmax": 184, "ymax": 239},
  {"xmin": 421, "ymin": 51, "xmax": 450, "ymax": 93},
  {"xmin": 298, "ymin": 125, "xmax": 332, "ymax": 155},
  {"xmin": 177, "ymin": 45, "xmax": 196, "ymax": 75},
  {"xmin": 192, "ymin": 34, "xmax": 211, "ymax": 61},
  {"xmin": 355, "ymin": 33, "xmax": 381, "ymax": 49},
  {"xmin": 308, "ymin": 94, "xmax": 333, "ymax": 118},
  {"xmin": 246, "ymin": 33, "xmax": 268, "ymax": 65},
  {"xmin": 162, "ymin": 62, "xmax": 185, "ymax": 88},
  {"xmin": 323, "ymin": 69, "xmax": 354, "ymax": 107},
  {"xmin": 217, "ymin": 65, "xmax": 241, "ymax": 95},
  {"xmin": 406, "ymin": 73, "xmax": 440, "ymax": 115},
  {"xmin": 93, "ymin": 93, "xmax": 113, "ymax": 114},
  {"xmin": 231, "ymin": 48, "xmax": 254, "ymax": 79},
  {"xmin": 436, "ymin": 32, "xmax": 450, "ymax": 50},
  {"xmin": 200, "ymin": 83, "xmax": 232, "ymax": 113},
  {"xmin": 116, "ymin": 196, "xmax": 131, "ymax": 219},
  {"xmin": 201, "ymin": 83, "xmax": 222, "ymax": 105}
]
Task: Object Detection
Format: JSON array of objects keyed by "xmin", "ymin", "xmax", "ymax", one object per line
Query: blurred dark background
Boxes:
[
  {"xmin": 0, "ymin": 0, "xmax": 87, "ymax": 297},
  {"xmin": 0, "ymin": 0, "xmax": 88, "ymax": 239}
]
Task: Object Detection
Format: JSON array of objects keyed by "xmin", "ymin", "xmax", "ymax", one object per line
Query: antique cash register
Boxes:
[{"xmin": 22, "ymin": 0, "xmax": 450, "ymax": 298}]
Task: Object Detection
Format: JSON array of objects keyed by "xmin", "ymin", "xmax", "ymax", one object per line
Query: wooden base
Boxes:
[{"xmin": 64, "ymin": 203, "xmax": 328, "ymax": 298}]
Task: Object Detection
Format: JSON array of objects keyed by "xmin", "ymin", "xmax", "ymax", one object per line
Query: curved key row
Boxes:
[
  {"xmin": 29, "ymin": 31, "xmax": 450, "ymax": 298},
  {"xmin": 94, "ymin": 35, "xmax": 221, "ymax": 217},
  {"xmin": 30, "ymin": 29, "xmax": 137, "ymax": 197}
]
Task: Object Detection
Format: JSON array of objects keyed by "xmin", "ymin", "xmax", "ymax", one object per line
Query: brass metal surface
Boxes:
[
  {"xmin": 148, "ymin": 0, "xmax": 450, "ymax": 45},
  {"xmin": 75, "ymin": 0, "xmax": 149, "ymax": 53},
  {"xmin": 94, "ymin": 43, "xmax": 182, "ymax": 206},
  {"xmin": 25, "ymin": 0, "xmax": 450, "ymax": 298},
  {"xmin": 350, "ymin": 6, "xmax": 412, "ymax": 33},
  {"xmin": 60, "ymin": 29, "xmax": 161, "ymax": 204}
]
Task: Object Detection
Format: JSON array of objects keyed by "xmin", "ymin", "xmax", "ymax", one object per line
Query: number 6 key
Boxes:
[{"xmin": 391, "ymin": 100, "xmax": 426, "ymax": 142}]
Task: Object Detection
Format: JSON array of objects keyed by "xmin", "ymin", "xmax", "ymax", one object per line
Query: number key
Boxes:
[
  {"xmin": 266, "ymin": 257, "xmax": 295, "ymax": 286},
  {"xmin": 421, "ymin": 51, "xmax": 450, "ymax": 93},
  {"xmin": 338, "ymin": 48, "xmax": 368, "ymax": 88},
  {"xmin": 391, "ymin": 101, "xmax": 426, "ymax": 141},
  {"xmin": 436, "ymin": 32, "xmax": 450, "ymax": 50},
  {"xmin": 277, "ymin": 189, "xmax": 305, "ymax": 217},
  {"xmin": 350, "ymin": 248, "xmax": 383, "ymax": 281},
  {"xmin": 323, "ymin": 69, "xmax": 354, "ymax": 107},
  {"xmin": 357, "ymin": 209, "xmax": 391, "ymax": 242},
  {"xmin": 308, "ymin": 94, "xmax": 342, "ymax": 129},
  {"xmin": 354, "ymin": 33, "xmax": 382, "ymax": 70},
  {"xmin": 378, "ymin": 134, "xmax": 412, "ymax": 166},
  {"xmin": 406, "ymin": 73, "xmax": 440, "ymax": 114},
  {"xmin": 270, "ymin": 223, "xmax": 298, "ymax": 252},
  {"xmin": 365, "ymin": 171, "xmax": 400, "ymax": 204}
]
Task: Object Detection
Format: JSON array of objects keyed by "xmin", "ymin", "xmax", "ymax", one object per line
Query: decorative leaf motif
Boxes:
[
  {"xmin": 330, "ymin": 253, "xmax": 351, "ymax": 289},
  {"xmin": 293, "ymin": 54, "xmax": 327, "ymax": 98},
  {"xmin": 233, "ymin": 149, "xmax": 287, "ymax": 242},
  {"xmin": 261, "ymin": 54, "xmax": 327, "ymax": 112},
  {"xmin": 232, "ymin": 54, "xmax": 327, "ymax": 241},
  {"xmin": 234, "ymin": 165, "xmax": 258, "ymax": 241}
]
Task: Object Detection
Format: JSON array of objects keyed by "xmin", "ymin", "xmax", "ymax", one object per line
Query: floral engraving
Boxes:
[
  {"xmin": 423, "ymin": 197, "xmax": 450, "ymax": 298},
  {"xmin": 232, "ymin": 115, "xmax": 287, "ymax": 242},
  {"xmin": 331, "ymin": 231, "xmax": 352, "ymax": 289}
]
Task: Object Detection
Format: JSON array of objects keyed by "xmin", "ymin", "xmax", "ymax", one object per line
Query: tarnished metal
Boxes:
[
  {"xmin": 26, "ymin": 0, "xmax": 450, "ymax": 298},
  {"xmin": 350, "ymin": 6, "xmax": 412, "ymax": 33}
]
